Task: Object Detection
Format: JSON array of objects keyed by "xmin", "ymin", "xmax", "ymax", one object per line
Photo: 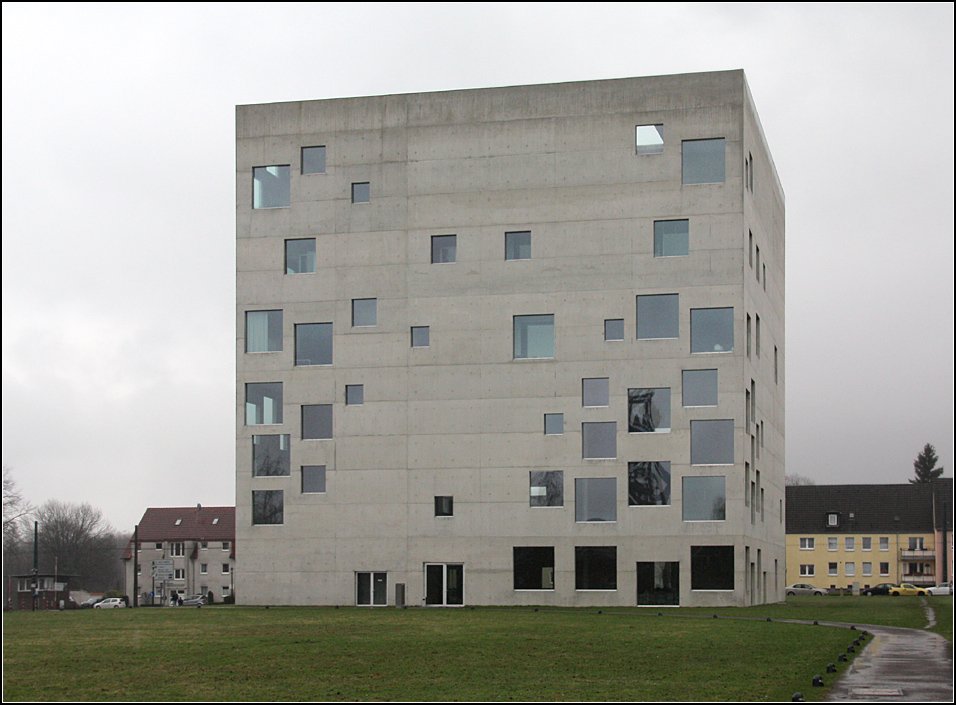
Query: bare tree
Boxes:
[
  {"xmin": 2, "ymin": 467, "xmax": 33, "ymax": 550},
  {"xmin": 786, "ymin": 473, "xmax": 816, "ymax": 486}
]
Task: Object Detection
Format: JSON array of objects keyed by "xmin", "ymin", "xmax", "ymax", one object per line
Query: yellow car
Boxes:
[{"xmin": 889, "ymin": 583, "xmax": 928, "ymax": 596}]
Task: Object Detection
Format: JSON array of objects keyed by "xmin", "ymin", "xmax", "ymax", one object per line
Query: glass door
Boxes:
[{"xmin": 424, "ymin": 563, "xmax": 464, "ymax": 606}]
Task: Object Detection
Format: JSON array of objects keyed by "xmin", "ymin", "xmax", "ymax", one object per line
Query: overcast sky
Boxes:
[{"xmin": 2, "ymin": 3, "xmax": 953, "ymax": 533}]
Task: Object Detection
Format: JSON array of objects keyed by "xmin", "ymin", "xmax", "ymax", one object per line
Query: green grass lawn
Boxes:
[{"xmin": 3, "ymin": 605, "xmax": 865, "ymax": 702}]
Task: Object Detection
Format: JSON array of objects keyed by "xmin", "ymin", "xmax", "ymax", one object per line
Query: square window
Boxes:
[
  {"xmin": 252, "ymin": 490, "xmax": 284, "ymax": 525},
  {"xmin": 575, "ymin": 546, "xmax": 617, "ymax": 590},
  {"xmin": 434, "ymin": 496, "xmax": 454, "ymax": 517},
  {"xmin": 530, "ymin": 471, "xmax": 563, "ymax": 507},
  {"xmin": 575, "ymin": 478, "xmax": 616, "ymax": 522},
  {"xmin": 690, "ymin": 419, "xmax": 734, "ymax": 465},
  {"xmin": 682, "ymin": 138, "xmax": 725, "ymax": 185},
  {"xmin": 252, "ymin": 165, "xmax": 290, "ymax": 208},
  {"xmin": 295, "ymin": 323, "xmax": 333, "ymax": 365},
  {"xmin": 513, "ymin": 314, "xmax": 554, "ymax": 359},
  {"xmin": 682, "ymin": 369, "xmax": 718, "ymax": 407},
  {"xmin": 636, "ymin": 294, "xmax": 679, "ymax": 340},
  {"xmin": 285, "ymin": 238, "xmax": 316, "ymax": 274},
  {"xmin": 431, "ymin": 234, "xmax": 457, "ymax": 263},
  {"xmin": 302, "ymin": 465, "xmax": 326, "ymax": 493},
  {"xmin": 582, "ymin": 421, "xmax": 616, "ymax": 459},
  {"xmin": 628, "ymin": 388, "xmax": 671, "ymax": 432},
  {"xmin": 582, "ymin": 378, "xmax": 609, "ymax": 407},
  {"xmin": 635, "ymin": 124, "xmax": 664, "ymax": 155},
  {"xmin": 352, "ymin": 298, "xmax": 377, "ymax": 327},
  {"xmin": 246, "ymin": 310, "xmax": 283, "ymax": 353},
  {"xmin": 636, "ymin": 562, "xmax": 680, "ymax": 606},
  {"xmin": 301, "ymin": 146, "xmax": 326, "ymax": 174},
  {"xmin": 252, "ymin": 434, "xmax": 290, "ymax": 477},
  {"xmin": 411, "ymin": 326, "xmax": 430, "ymax": 347},
  {"xmin": 682, "ymin": 476, "xmax": 726, "ymax": 521},
  {"xmin": 653, "ymin": 219, "xmax": 689, "ymax": 257},
  {"xmin": 345, "ymin": 385, "xmax": 364, "ymax": 406},
  {"xmin": 351, "ymin": 182, "xmax": 370, "ymax": 203},
  {"xmin": 628, "ymin": 461, "xmax": 671, "ymax": 506},
  {"xmin": 604, "ymin": 319, "xmax": 624, "ymax": 341},
  {"xmin": 691, "ymin": 307, "xmax": 734, "ymax": 353},
  {"xmin": 690, "ymin": 545, "xmax": 733, "ymax": 590},
  {"xmin": 513, "ymin": 547, "xmax": 555, "ymax": 590},
  {"xmin": 543, "ymin": 413, "xmax": 564, "ymax": 435},
  {"xmin": 302, "ymin": 404, "xmax": 332, "ymax": 440},
  {"xmin": 505, "ymin": 231, "xmax": 531, "ymax": 260},
  {"xmin": 245, "ymin": 382, "xmax": 283, "ymax": 425},
  {"xmin": 222, "ymin": 564, "xmax": 231, "ymax": 574}
]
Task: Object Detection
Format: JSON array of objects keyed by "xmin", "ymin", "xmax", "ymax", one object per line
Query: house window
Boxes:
[
  {"xmin": 755, "ymin": 314, "xmax": 761, "ymax": 357},
  {"xmin": 252, "ymin": 434, "xmax": 290, "ymax": 476},
  {"xmin": 628, "ymin": 388, "xmax": 671, "ymax": 432},
  {"xmin": 431, "ymin": 235, "xmax": 457, "ymax": 263},
  {"xmin": 604, "ymin": 319, "xmax": 624, "ymax": 341},
  {"xmin": 690, "ymin": 545, "xmax": 733, "ymax": 590},
  {"xmin": 682, "ymin": 138, "xmax": 725, "ymax": 184},
  {"xmin": 200, "ymin": 563, "xmax": 208, "ymax": 574},
  {"xmin": 174, "ymin": 569, "xmax": 185, "ymax": 581},
  {"xmin": 690, "ymin": 419, "xmax": 734, "ymax": 465},
  {"xmin": 302, "ymin": 465, "xmax": 327, "ymax": 493},
  {"xmin": 582, "ymin": 422, "xmax": 616, "ymax": 459},
  {"xmin": 171, "ymin": 542, "xmax": 185, "ymax": 557},
  {"xmin": 222, "ymin": 564, "xmax": 231, "ymax": 575},
  {"xmin": 351, "ymin": 182, "xmax": 370, "ymax": 203},
  {"xmin": 285, "ymin": 238, "xmax": 316, "ymax": 274},
  {"xmin": 356, "ymin": 572, "xmax": 387, "ymax": 606},
  {"xmin": 530, "ymin": 471, "xmax": 563, "ymax": 507},
  {"xmin": 879, "ymin": 562, "xmax": 889, "ymax": 576},
  {"xmin": 582, "ymin": 378, "xmax": 610, "ymax": 407},
  {"xmin": 845, "ymin": 562, "xmax": 856, "ymax": 577},
  {"xmin": 505, "ymin": 231, "xmax": 531, "ymax": 260},
  {"xmin": 827, "ymin": 513, "xmax": 840, "ymax": 528},
  {"xmin": 295, "ymin": 323, "xmax": 333, "ymax": 366},
  {"xmin": 345, "ymin": 385, "xmax": 364, "ymax": 406},
  {"xmin": 636, "ymin": 294, "xmax": 679, "ymax": 340},
  {"xmin": 628, "ymin": 461, "xmax": 671, "ymax": 506},
  {"xmin": 434, "ymin": 496, "xmax": 454, "ymax": 517},
  {"xmin": 799, "ymin": 564, "xmax": 815, "ymax": 577},
  {"xmin": 302, "ymin": 404, "xmax": 333, "ymax": 440},
  {"xmin": 653, "ymin": 219, "xmax": 689, "ymax": 257},
  {"xmin": 862, "ymin": 562, "xmax": 872, "ymax": 576},
  {"xmin": 845, "ymin": 537, "xmax": 855, "ymax": 552},
  {"xmin": 908, "ymin": 537, "xmax": 925, "ymax": 551},
  {"xmin": 635, "ymin": 124, "xmax": 664, "ymax": 154},
  {"xmin": 691, "ymin": 307, "xmax": 734, "ymax": 353},
  {"xmin": 575, "ymin": 546, "xmax": 617, "ymax": 590},
  {"xmin": 513, "ymin": 547, "xmax": 555, "ymax": 590},
  {"xmin": 223, "ymin": 586, "xmax": 231, "ymax": 598},
  {"xmin": 252, "ymin": 490, "xmax": 284, "ymax": 525},
  {"xmin": 799, "ymin": 538, "xmax": 815, "ymax": 550},
  {"xmin": 155, "ymin": 543, "xmax": 162, "ymax": 550},
  {"xmin": 245, "ymin": 382, "xmax": 282, "ymax": 425},
  {"xmin": 543, "ymin": 413, "xmax": 564, "ymax": 435},
  {"xmin": 682, "ymin": 369, "xmax": 718, "ymax": 407},
  {"xmin": 879, "ymin": 537, "xmax": 889, "ymax": 551},
  {"xmin": 828, "ymin": 562, "xmax": 838, "ymax": 576},
  {"xmin": 682, "ymin": 476, "xmax": 726, "ymax": 521},
  {"xmin": 411, "ymin": 326, "xmax": 430, "ymax": 348},
  {"xmin": 246, "ymin": 310, "xmax": 283, "ymax": 353},
  {"xmin": 828, "ymin": 537, "xmax": 838, "ymax": 551},
  {"xmin": 513, "ymin": 314, "xmax": 554, "ymax": 359},
  {"xmin": 352, "ymin": 299, "xmax": 377, "ymax": 327},
  {"xmin": 222, "ymin": 542, "xmax": 230, "ymax": 551},
  {"xmin": 252, "ymin": 165, "xmax": 290, "ymax": 208},
  {"xmin": 862, "ymin": 537, "xmax": 872, "ymax": 551},
  {"xmin": 575, "ymin": 478, "xmax": 616, "ymax": 522},
  {"xmin": 200, "ymin": 541, "xmax": 208, "ymax": 549},
  {"xmin": 301, "ymin": 146, "xmax": 326, "ymax": 174}
]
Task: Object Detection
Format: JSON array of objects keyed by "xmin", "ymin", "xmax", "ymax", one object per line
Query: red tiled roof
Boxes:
[{"xmin": 123, "ymin": 506, "xmax": 235, "ymax": 560}]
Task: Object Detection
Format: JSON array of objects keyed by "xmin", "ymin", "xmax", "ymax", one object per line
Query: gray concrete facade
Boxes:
[{"xmin": 235, "ymin": 70, "xmax": 785, "ymax": 607}]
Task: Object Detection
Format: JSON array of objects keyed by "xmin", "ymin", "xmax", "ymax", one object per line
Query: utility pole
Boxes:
[
  {"xmin": 32, "ymin": 521, "xmax": 38, "ymax": 611},
  {"xmin": 132, "ymin": 525, "xmax": 139, "ymax": 608}
]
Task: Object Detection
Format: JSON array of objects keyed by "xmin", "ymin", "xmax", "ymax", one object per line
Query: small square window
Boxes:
[
  {"xmin": 582, "ymin": 421, "xmax": 616, "ymax": 459},
  {"xmin": 690, "ymin": 419, "xmax": 734, "ymax": 465},
  {"xmin": 628, "ymin": 461, "xmax": 670, "ymax": 506},
  {"xmin": 301, "ymin": 146, "xmax": 326, "ymax": 174},
  {"xmin": 635, "ymin": 124, "xmax": 664, "ymax": 155},
  {"xmin": 351, "ymin": 182, "xmax": 370, "ymax": 203},
  {"xmin": 285, "ymin": 238, "xmax": 316, "ymax": 274},
  {"xmin": 682, "ymin": 138, "xmax": 725, "ymax": 185},
  {"xmin": 252, "ymin": 490, "xmax": 284, "ymax": 525},
  {"xmin": 245, "ymin": 382, "xmax": 283, "ymax": 425},
  {"xmin": 628, "ymin": 388, "xmax": 670, "ymax": 432},
  {"xmin": 653, "ymin": 220, "xmax": 689, "ymax": 257},
  {"xmin": 411, "ymin": 326, "xmax": 430, "ymax": 347},
  {"xmin": 514, "ymin": 314, "xmax": 554, "ymax": 359},
  {"xmin": 352, "ymin": 298, "xmax": 377, "ymax": 327},
  {"xmin": 434, "ymin": 496, "xmax": 454, "ymax": 517},
  {"xmin": 682, "ymin": 476, "xmax": 726, "ymax": 521},
  {"xmin": 845, "ymin": 537, "xmax": 855, "ymax": 551},
  {"xmin": 200, "ymin": 563, "xmax": 208, "ymax": 574},
  {"xmin": 345, "ymin": 384, "xmax": 364, "ymax": 406},
  {"xmin": 302, "ymin": 465, "xmax": 326, "ymax": 493},
  {"xmin": 505, "ymin": 231, "xmax": 531, "ymax": 260},
  {"xmin": 431, "ymin": 235, "xmax": 457, "ymax": 263},
  {"xmin": 828, "ymin": 562, "xmax": 838, "ymax": 576},
  {"xmin": 582, "ymin": 378, "xmax": 609, "ymax": 407},
  {"xmin": 253, "ymin": 165, "xmax": 290, "ymax": 208},
  {"xmin": 682, "ymin": 369, "xmax": 718, "ymax": 407},
  {"xmin": 604, "ymin": 319, "xmax": 624, "ymax": 341},
  {"xmin": 530, "ymin": 471, "xmax": 563, "ymax": 507},
  {"xmin": 302, "ymin": 404, "xmax": 332, "ymax": 440},
  {"xmin": 252, "ymin": 434, "xmax": 290, "ymax": 477},
  {"xmin": 544, "ymin": 413, "xmax": 564, "ymax": 435},
  {"xmin": 246, "ymin": 310, "xmax": 283, "ymax": 353},
  {"xmin": 828, "ymin": 537, "xmax": 838, "ymax": 551},
  {"xmin": 636, "ymin": 294, "xmax": 679, "ymax": 340},
  {"xmin": 295, "ymin": 323, "xmax": 333, "ymax": 366},
  {"xmin": 691, "ymin": 307, "xmax": 734, "ymax": 353},
  {"xmin": 575, "ymin": 478, "xmax": 617, "ymax": 522}
]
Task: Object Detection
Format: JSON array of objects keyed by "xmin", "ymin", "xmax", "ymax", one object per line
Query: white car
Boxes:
[
  {"xmin": 93, "ymin": 597, "xmax": 126, "ymax": 609},
  {"xmin": 927, "ymin": 583, "xmax": 952, "ymax": 596},
  {"xmin": 785, "ymin": 583, "xmax": 825, "ymax": 596}
]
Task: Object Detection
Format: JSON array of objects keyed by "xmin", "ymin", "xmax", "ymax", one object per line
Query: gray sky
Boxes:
[{"xmin": 2, "ymin": 3, "xmax": 953, "ymax": 533}]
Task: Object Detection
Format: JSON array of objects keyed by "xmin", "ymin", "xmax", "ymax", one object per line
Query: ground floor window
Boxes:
[
  {"xmin": 636, "ymin": 561, "xmax": 679, "ymax": 605},
  {"xmin": 575, "ymin": 546, "xmax": 617, "ymax": 590},
  {"xmin": 690, "ymin": 545, "xmax": 733, "ymax": 590},
  {"xmin": 356, "ymin": 572, "xmax": 387, "ymax": 606},
  {"xmin": 513, "ymin": 547, "xmax": 555, "ymax": 590}
]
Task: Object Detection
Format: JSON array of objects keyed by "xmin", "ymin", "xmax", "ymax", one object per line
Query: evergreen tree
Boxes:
[{"xmin": 910, "ymin": 443, "xmax": 944, "ymax": 484}]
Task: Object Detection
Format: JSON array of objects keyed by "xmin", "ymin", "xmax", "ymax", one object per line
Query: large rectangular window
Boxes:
[
  {"xmin": 252, "ymin": 434, "xmax": 290, "ymax": 477},
  {"xmin": 505, "ymin": 231, "xmax": 531, "ymax": 260},
  {"xmin": 582, "ymin": 422, "xmax": 616, "ymax": 459},
  {"xmin": 691, "ymin": 545, "xmax": 733, "ymax": 590},
  {"xmin": 513, "ymin": 547, "xmax": 555, "ymax": 590},
  {"xmin": 682, "ymin": 476, "xmax": 726, "ymax": 521},
  {"xmin": 252, "ymin": 490, "xmax": 284, "ymax": 525},
  {"xmin": 682, "ymin": 369, "xmax": 718, "ymax": 407},
  {"xmin": 628, "ymin": 388, "xmax": 671, "ymax": 432},
  {"xmin": 691, "ymin": 307, "xmax": 734, "ymax": 353},
  {"xmin": 246, "ymin": 310, "xmax": 283, "ymax": 353},
  {"xmin": 285, "ymin": 238, "xmax": 316, "ymax": 274},
  {"xmin": 530, "ymin": 471, "xmax": 563, "ymax": 507},
  {"xmin": 575, "ymin": 478, "xmax": 616, "ymax": 522},
  {"xmin": 575, "ymin": 546, "xmax": 617, "ymax": 590},
  {"xmin": 301, "ymin": 465, "xmax": 326, "ymax": 493},
  {"xmin": 301, "ymin": 146, "xmax": 326, "ymax": 174},
  {"xmin": 682, "ymin": 138, "xmax": 725, "ymax": 185},
  {"xmin": 356, "ymin": 572, "xmax": 387, "ymax": 606},
  {"xmin": 690, "ymin": 419, "xmax": 734, "ymax": 465},
  {"xmin": 637, "ymin": 294, "xmax": 679, "ymax": 340},
  {"xmin": 295, "ymin": 323, "xmax": 332, "ymax": 366},
  {"xmin": 245, "ymin": 382, "xmax": 282, "ymax": 425},
  {"xmin": 628, "ymin": 461, "xmax": 671, "ymax": 506},
  {"xmin": 302, "ymin": 404, "xmax": 332, "ymax": 440},
  {"xmin": 431, "ymin": 235, "xmax": 457, "ymax": 263},
  {"xmin": 513, "ymin": 314, "xmax": 554, "ymax": 359},
  {"xmin": 637, "ymin": 562, "xmax": 679, "ymax": 606},
  {"xmin": 653, "ymin": 219, "xmax": 689, "ymax": 257},
  {"xmin": 253, "ymin": 165, "xmax": 290, "ymax": 208}
]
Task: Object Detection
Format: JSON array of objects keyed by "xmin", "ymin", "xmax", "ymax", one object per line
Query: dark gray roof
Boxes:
[{"xmin": 786, "ymin": 478, "xmax": 953, "ymax": 534}]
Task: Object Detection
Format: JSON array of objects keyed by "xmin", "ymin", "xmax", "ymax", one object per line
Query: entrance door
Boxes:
[{"xmin": 424, "ymin": 563, "xmax": 464, "ymax": 606}]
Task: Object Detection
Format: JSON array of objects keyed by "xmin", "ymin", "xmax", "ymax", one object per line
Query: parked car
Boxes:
[
  {"xmin": 927, "ymin": 583, "xmax": 952, "ymax": 596},
  {"xmin": 785, "ymin": 583, "xmax": 825, "ymax": 596},
  {"xmin": 180, "ymin": 594, "xmax": 206, "ymax": 607},
  {"xmin": 93, "ymin": 597, "xmax": 127, "ymax": 609},
  {"xmin": 78, "ymin": 597, "xmax": 103, "ymax": 608},
  {"xmin": 889, "ymin": 583, "xmax": 927, "ymax": 596},
  {"xmin": 862, "ymin": 583, "xmax": 896, "ymax": 596}
]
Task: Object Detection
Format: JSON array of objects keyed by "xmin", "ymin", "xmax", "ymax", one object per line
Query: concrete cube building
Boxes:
[{"xmin": 235, "ymin": 70, "xmax": 785, "ymax": 607}]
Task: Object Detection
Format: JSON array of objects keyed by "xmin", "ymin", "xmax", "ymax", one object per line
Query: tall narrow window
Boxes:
[
  {"xmin": 635, "ymin": 124, "xmax": 664, "ymax": 154},
  {"xmin": 285, "ymin": 238, "xmax": 316, "ymax": 274},
  {"xmin": 653, "ymin": 219, "xmax": 689, "ymax": 257},
  {"xmin": 682, "ymin": 138, "xmax": 725, "ymax": 184},
  {"xmin": 513, "ymin": 315, "xmax": 554, "ymax": 359},
  {"xmin": 253, "ymin": 166, "xmax": 290, "ymax": 208},
  {"xmin": 246, "ymin": 310, "xmax": 283, "ymax": 353},
  {"xmin": 755, "ymin": 315, "xmax": 761, "ymax": 357}
]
